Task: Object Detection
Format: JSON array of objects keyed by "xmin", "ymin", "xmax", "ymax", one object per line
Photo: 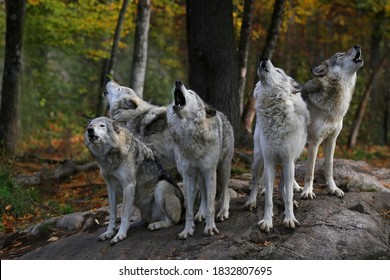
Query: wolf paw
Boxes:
[
  {"xmin": 283, "ymin": 217, "xmax": 300, "ymax": 229},
  {"xmin": 194, "ymin": 213, "xmax": 206, "ymax": 223},
  {"xmin": 243, "ymin": 200, "xmax": 257, "ymax": 211},
  {"xmin": 329, "ymin": 187, "xmax": 344, "ymax": 199},
  {"xmin": 98, "ymin": 230, "xmax": 116, "ymax": 241},
  {"xmin": 177, "ymin": 228, "xmax": 194, "ymax": 240},
  {"xmin": 293, "ymin": 200, "xmax": 300, "ymax": 209},
  {"xmin": 258, "ymin": 219, "xmax": 273, "ymax": 232},
  {"xmin": 111, "ymin": 232, "xmax": 127, "ymax": 244},
  {"xmin": 203, "ymin": 225, "xmax": 219, "ymax": 237},
  {"xmin": 216, "ymin": 210, "xmax": 229, "ymax": 222},
  {"xmin": 300, "ymin": 190, "xmax": 316, "ymax": 200},
  {"xmin": 147, "ymin": 222, "xmax": 162, "ymax": 231},
  {"xmin": 293, "ymin": 184, "xmax": 303, "ymax": 193}
]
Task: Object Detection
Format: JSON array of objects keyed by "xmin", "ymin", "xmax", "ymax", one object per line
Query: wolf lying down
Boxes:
[{"xmin": 84, "ymin": 117, "xmax": 184, "ymax": 244}]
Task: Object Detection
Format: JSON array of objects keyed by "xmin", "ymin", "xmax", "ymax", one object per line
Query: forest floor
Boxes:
[{"xmin": 0, "ymin": 144, "xmax": 389, "ymax": 259}]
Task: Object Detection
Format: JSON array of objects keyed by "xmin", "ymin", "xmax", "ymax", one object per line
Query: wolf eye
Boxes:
[
  {"xmin": 276, "ymin": 70, "xmax": 282, "ymax": 75},
  {"xmin": 99, "ymin": 124, "xmax": 105, "ymax": 128}
]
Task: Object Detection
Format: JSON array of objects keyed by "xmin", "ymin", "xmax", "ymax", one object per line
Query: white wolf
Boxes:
[
  {"xmin": 300, "ymin": 45, "xmax": 364, "ymax": 200},
  {"xmin": 84, "ymin": 117, "xmax": 184, "ymax": 244},
  {"xmin": 167, "ymin": 81, "xmax": 234, "ymax": 239},
  {"xmin": 246, "ymin": 57, "xmax": 309, "ymax": 232}
]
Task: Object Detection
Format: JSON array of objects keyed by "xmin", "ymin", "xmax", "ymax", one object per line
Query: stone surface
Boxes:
[{"xmin": 2, "ymin": 159, "xmax": 389, "ymax": 260}]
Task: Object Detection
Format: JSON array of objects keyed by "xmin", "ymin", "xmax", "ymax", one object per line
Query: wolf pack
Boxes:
[{"xmin": 84, "ymin": 45, "xmax": 364, "ymax": 244}]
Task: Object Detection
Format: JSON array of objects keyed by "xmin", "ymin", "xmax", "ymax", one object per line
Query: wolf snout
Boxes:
[
  {"xmin": 106, "ymin": 80, "xmax": 119, "ymax": 93},
  {"xmin": 87, "ymin": 128, "xmax": 98, "ymax": 140},
  {"xmin": 352, "ymin": 45, "xmax": 363, "ymax": 63},
  {"xmin": 259, "ymin": 57, "xmax": 270, "ymax": 73},
  {"xmin": 175, "ymin": 81, "xmax": 183, "ymax": 88}
]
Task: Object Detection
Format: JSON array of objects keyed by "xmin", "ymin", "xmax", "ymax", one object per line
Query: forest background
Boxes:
[{"xmin": 0, "ymin": 0, "xmax": 389, "ymax": 234}]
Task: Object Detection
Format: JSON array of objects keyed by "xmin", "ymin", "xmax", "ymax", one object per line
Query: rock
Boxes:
[
  {"xmin": 295, "ymin": 159, "xmax": 390, "ymax": 193},
  {"xmin": 2, "ymin": 160, "xmax": 390, "ymax": 260},
  {"xmin": 229, "ymin": 178, "xmax": 250, "ymax": 192},
  {"xmin": 15, "ymin": 192, "xmax": 390, "ymax": 260}
]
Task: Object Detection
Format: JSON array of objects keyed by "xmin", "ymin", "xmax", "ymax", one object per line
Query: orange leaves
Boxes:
[{"xmin": 2, "ymin": 214, "xmax": 16, "ymax": 233}]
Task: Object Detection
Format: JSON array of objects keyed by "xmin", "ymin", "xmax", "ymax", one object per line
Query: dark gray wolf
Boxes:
[
  {"xmin": 245, "ymin": 57, "xmax": 309, "ymax": 232},
  {"xmin": 300, "ymin": 45, "xmax": 364, "ymax": 199},
  {"xmin": 104, "ymin": 80, "xmax": 176, "ymax": 170},
  {"xmin": 167, "ymin": 81, "xmax": 234, "ymax": 239},
  {"xmin": 84, "ymin": 117, "xmax": 184, "ymax": 244}
]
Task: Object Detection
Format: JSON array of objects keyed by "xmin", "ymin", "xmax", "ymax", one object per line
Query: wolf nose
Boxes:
[
  {"xmin": 87, "ymin": 128, "xmax": 94, "ymax": 135},
  {"xmin": 175, "ymin": 81, "xmax": 182, "ymax": 87},
  {"xmin": 354, "ymin": 44, "xmax": 360, "ymax": 49},
  {"xmin": 261, "ymin": 56, "xmax": 270, "ymax": 62}
]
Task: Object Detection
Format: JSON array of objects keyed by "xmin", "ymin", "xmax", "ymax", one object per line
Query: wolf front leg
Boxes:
[
  {"xmin": 244, "ymin": 148, "xmax": 264, "ymax": 211},
  {"xmin": 216, "ymin": 159, "xmax": 231, "ymax": 222},
  {"xmin": 177, "ymin": 175, "xmax": 197, "ymax": 240},
  {"xmin": 203, "ymin": 170, "xmax": 219, "ymax": 236},
  {"xmin": 98, "ymin": 180, "xmax": 118, "ymax": 241},
  {"xmin": 324, "ymin": 127, "xmax": 344, "ymax": 198},
  {"xmin": 258, "ymin": 163, "xmax": 275, "ymax": 232},
  {"xmin": 300, "ymin": 140, "xmax": 320, "ymax": 200},
  {"xmin": 111, "ymin": 180, "xmax": 136, "ymax": 244},
  {"xmin": 194, "ymin": 179, "xmax": 207, "ymax": 223},
  {"xmin": 282, "ymin": 162, "xmax": 300, "ymax": 229}
]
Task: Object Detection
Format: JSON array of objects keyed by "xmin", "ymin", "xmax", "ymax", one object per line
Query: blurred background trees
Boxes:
[{"xmin": 0, "ymin": 0, "xmax": 389, "ymax": 158}]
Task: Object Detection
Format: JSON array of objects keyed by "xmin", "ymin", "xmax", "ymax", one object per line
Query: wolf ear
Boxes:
[
  {"xmin": 121, "ymin": 98, "xmax": 138, "ymax": 110},
  {"xmin": 311, "ymin": 62, "xmax": 328, "ymax": 77},
  {"xmin": 291, "ymin": 79, "xmax": 303, "ymax": 94},
  {"xmin": 205, "ymin": 103, "xmax": 217, "ymax": 118}
]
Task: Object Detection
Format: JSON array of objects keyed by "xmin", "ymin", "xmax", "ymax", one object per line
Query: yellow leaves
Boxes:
[
  {"xmin": 2, "ymin": 213, "xmax": 16, "ymax": 233},
  {"xmin": 385, "ymin": 2, "xmax": 390, "ymax": 16}
]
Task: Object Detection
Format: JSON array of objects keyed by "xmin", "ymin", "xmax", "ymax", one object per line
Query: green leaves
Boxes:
[{"xmin": 25, "ymin": 0, "xmax": 136, "ymax": 60}]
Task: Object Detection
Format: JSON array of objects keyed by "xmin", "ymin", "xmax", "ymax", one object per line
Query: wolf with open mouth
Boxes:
[
  {"xmin": 167, "ymin": 81, "xmax": 234, "ymax": 239},
  {"xmin": 300, "ymin": 45, "xmax": 364, "ymax": 200}
]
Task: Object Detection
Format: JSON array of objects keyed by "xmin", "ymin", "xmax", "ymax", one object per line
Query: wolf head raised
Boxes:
[
  {"xmin": 311, "ymin": 45, "xmax": 363, "ymax": 78},
  {"xmin": 104, "ymin": 80, "xmax": 142, "ymax": 116},
  {"xmin": 171, "ymin": 81, "xmax": 216, "ymax": 120},
  {"xmin": 256, "ymin": 57, "xmax": 302, "ymax": 98}
]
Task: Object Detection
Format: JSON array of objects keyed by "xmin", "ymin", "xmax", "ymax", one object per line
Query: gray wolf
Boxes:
[
  {"xmin": 244, "ymin": 57, "xmax": 309, "ymax": 232},
  {"xmin": 104, "ymin": 80, "xmax": 176, "ymax": 171},
  {"xmin": 167, "ymin": 81, "xmax": 234, "ymax": 239},
  {"xmin": 84, "ymin": 117, "xmax": 184, "ymax": 244},
  {"xmin": 300, "ymin": 45, "xmax": 364, "ymax": 200}
]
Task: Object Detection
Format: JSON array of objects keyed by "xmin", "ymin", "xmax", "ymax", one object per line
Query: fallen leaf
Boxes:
[
  {"xmin": 263, "ymin": 240, "xmax": 272, "ymax": 246},
  {"xmin": 47, "ymin": 236, "xmax": 59, "ymax": 242}
]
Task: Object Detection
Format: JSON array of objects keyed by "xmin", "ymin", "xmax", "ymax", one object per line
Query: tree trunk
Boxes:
[
  {"xmin": 97, "ymin": 0, "xmax": 130, "ymax": 116},
  {"xmin": 241, "ymin": 0, "xmax": 286, "ymax": 133},
  {"xmin": 237, "ymin": 0, "xmax": 253, "ymax": 115},
  {"xmin": 383, "ymin": 89, "xmax": 389, "ymax": 144},
  {"xmin": 186, "ymin": 0, "xmax": 242, "ymax": 142},
  {"xmin": 129, "ymin": 0, "xmax": 151, "ymax": 98},
  {"xmin": 0, "ymin": 0, "xmax": 27, "ymax": 157}
]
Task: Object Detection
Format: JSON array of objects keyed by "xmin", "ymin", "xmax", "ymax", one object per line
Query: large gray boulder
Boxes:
[{"xmin": 1, "ymin": 159, "xmax": 389, "ymax": 260}]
